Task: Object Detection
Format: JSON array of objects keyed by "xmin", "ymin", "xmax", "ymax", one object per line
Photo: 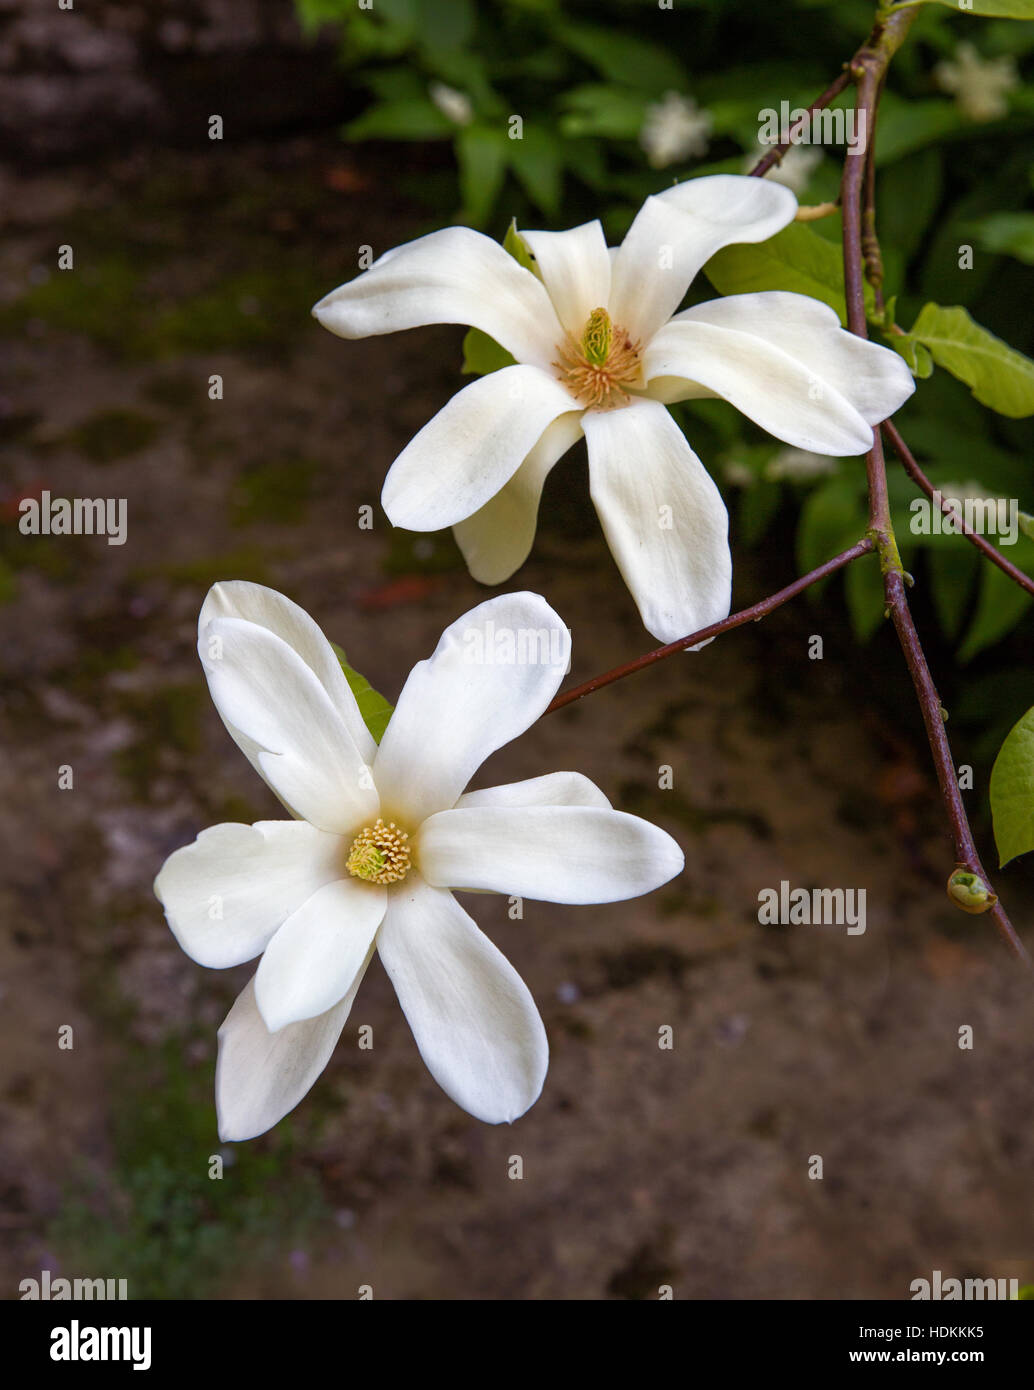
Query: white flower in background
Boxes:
[
  {"xmin": 722, "ymin": 458, "xmax": 754, "ymax": 488},
  {"xmin": 764, "ymin": 447, "xmax": 839, "ymax": 482},
  {"xmin": 937, "ymin": 479, "xmax": 996, "ymax": 504},
  {"xmin": 935, "ymin": 42, "xmax": 1018, "ymax": 122},
  {"xmin": 313, "ymin": 175, "xmax": 914, "ymax": 644},
  {"xmin": 429, "ymin": 81, "xmax": 473, "ymax": 127},
  {"xmin": 640, "ymin": 92, "xmax": 712, "ymax": 169},
  {"xmin": 743, "ymin": 143, "xmax": 823, "ymax": 195},
  {"xmin": 154, "ymin": 582, "xmax": 684, "ymax": 1140}
]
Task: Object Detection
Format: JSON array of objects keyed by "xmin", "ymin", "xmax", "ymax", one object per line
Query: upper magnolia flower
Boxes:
[
  {"xmin": 154, "ymin": 581, "xmax": 684, "ymax": 1140},
  {"xmin": 313, "ymin": 175, "xmax": 915, "ymax": 643},
  {"xmin": 640, "ymin": 92, "xmax": 712, "ymax": 169}
]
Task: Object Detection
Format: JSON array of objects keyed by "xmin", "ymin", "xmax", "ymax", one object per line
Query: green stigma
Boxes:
[
  {"xmin": 348, "ymin": 843, "xmax": 386, "ymax": 881},
  {"xmin": 581, "ymin": 307, "xmax": 613, "ymax": 367}
]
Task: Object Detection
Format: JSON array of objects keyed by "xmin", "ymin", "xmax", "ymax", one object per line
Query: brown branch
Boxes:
[
  {"xmin": 840, "ymin": 7, "xmax": 1029, "ymax": 966},
  {"xmin": 881, "ymin": 418, "xmax": 1034, "ymax": 599},
  {"xmin": 747, "ymin": 70, "xmax": 852, "ymax": 179},
  {"xmin": 545, "ymin": 538, "xmax": 873, "ymax": 715}
]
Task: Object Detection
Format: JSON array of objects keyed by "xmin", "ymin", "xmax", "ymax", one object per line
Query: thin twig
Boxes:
[
  {"xmin": 840, "ymin": 7, "xmax": 1029, "ymax": 965},
  {"xmin": 545, "ymin": 539, "xmax": 873, "ymax": 715},
  {"xmin": 882, "ymin": 418, "xmax": 1034, "ymax": 599},
  {"xmin": 747, "ymin": 71, "xmax": 852, "ymax": 179}
]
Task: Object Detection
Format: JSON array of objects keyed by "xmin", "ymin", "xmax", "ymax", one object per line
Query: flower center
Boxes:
[
  {"xmin": 346, "ymin": 818, "xmax": 411, "ymax": 885},
  {"xmin": 554, "ymin": 306, "xmax": 642, "ymax": 410}
]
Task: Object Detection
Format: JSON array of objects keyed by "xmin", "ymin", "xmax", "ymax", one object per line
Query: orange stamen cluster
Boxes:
[{"xmin": 554, "ymin": 306, "xmax": 642, "ymax": 410}]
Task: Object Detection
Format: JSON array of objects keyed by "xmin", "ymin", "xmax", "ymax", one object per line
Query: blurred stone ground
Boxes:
[{"xmin": 1, "ymin": 136, "xmax": 1033, "ymax": 1300}]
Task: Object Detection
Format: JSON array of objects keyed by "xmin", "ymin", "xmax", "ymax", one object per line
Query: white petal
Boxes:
[
  {"xmin": 374, "ymin": 592, "xmax": 571, "ymax": 824},
  {"xmin": 451, "ymin": 412, "xmax": 584, "ymax": 583},
  {"xmin": 458, "ymin": 770, "xmax": 610, "ymax": 811},
  {"xmin": 376, "ymin": 874, "xmax": 547, "ymax": 1123},
  {"xmin": 199, "ymin": 581, "xmax": 376, "ymax": 764},
  {"xmin": 216, "ymin": 956, "xmax": 372, "ymax": 1142},
  {"xmin": 200, "ymin": 618, "xmax": 378, "ymax": 834},
  {"xmin": 666, "ymin": 290, "xmax": 916, "ymax": 431},
  {"xmin": 584, "ymin": 399, "xmax": 731, "ymax": 644},
  {"xmin": 609, "ymin": 175, "xmax": 797, "ymax": 343},
  {"xmin": 312, "ymin": 226, "xmax": 563, "ymax": 370},
  {"xmin": 419, "ymin": 806, "xmax": 683, "ymax": 902},
  {"xmin": 155, "ymin": 820, "xmax": 344, "ymax": 969},
  {"xmin": 520, "ymin": 220, "xmax": 612, "ymax": 340},
  {"xmin": 382, "ymin": 366, "xmax": 579, "ymax": 533},
  {"xmin": 255, "ymin": 877, "xmax": 386, "ymax": 1032}
]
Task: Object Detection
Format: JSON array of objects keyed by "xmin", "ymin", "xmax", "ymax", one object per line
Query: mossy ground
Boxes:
[{"xmin": 2, "ymin": 138, "xmax": 1034, "ymax": 1300}]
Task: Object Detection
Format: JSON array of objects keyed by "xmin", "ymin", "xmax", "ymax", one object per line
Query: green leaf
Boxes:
[
  {"xmin": 461, "ymin": 326, "xmax": 516, "ymax": 375},
  {"xmin": 1019, "ymin": 511, "xmax": 1034, "ymax": 542},
  {"xmin": 553, "ymin": 20, "xmax": 687, "ymax": 91},
  {"xmin": 559, "ymin": 85, "xmax": 649, "ymax": 141},
  {"xmin": 503, "ymin": 218, "xmax": 539, "ymax": 274},
  {"xmin": 890, "ymin": 332, "xmax": 934, "ymax": 377},
  {"xmin": 957, "ymin": 549, "xmax": 1034, "ymax": 661},
  {"xmin": 844, "ymin": 551, "xmax": 886, "ymax": 642},
  {"xmin": 916, "ymin": 0, "xmax": 1034, "ymax": 17},
  {"xmin": 330, "ymin": 644, "xmax": 394, "ymax": 744},
  {"xmin": 344, "ymin": 98, "xmax": 452, "ymax": 141},
  {"xmin": 795, "ymin": 474, "xmax": 867, "ymax": 582},
  {"xmin": 990, "ymin": 705, "xmax": 1034, "ymax": 867},
  {"xmin": 507, "ymin": 124, "xmax": 563, "ymax": 217},
  {"xmin": 704, "ymin": 222, "xmax": 873, "ymax": 327},
  {"xmin": 737, "ymin": 476, "xmax": 782, "ymax": 548},
  {"xmin": 455, "ymin": 124, "xmax": 508, "ymax": 226},
  {"xmin": 928, "ymin": 544, "xmax": 979, "ymax": 641},
  {"xmin": 871, "ymin": 98, "xmax": 962, "ymax": 168},
  {"xmin": 906, "ymin": 304, "xmax": 1034, "ymax": 418},
  {"xmin": 971, "ymin": 211, "xmax": 1034, "ymax": 266}
]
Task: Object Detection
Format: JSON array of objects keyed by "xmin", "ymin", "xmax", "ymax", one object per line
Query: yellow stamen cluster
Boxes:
[
  {"xmin": 554, "ymin": 306, "xmax": 642, "ymax": 410},
  {"xmin": 346, "ymin": 818, "xmax": 411, "ymax": 885}
]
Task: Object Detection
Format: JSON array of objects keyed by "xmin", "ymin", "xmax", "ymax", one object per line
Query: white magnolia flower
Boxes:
[
  {"xmin": 154, "ymin": 582, "xmax": 683, "ymax": 1140},
  {"xmin": 429, "ymin": 81, "xmax": 473, "ymax": 127},
  {"xmin": 935, "ymin": 42, "xmax": 1018, "ymax": 123},
  {"xmin": 743, "ymin": 143, "xmax": 823, "ymax": 195},
  {"xmin": 313, "ymin": 175, "xmax": 915, "ymax": 643},
  {"xmin": 640, "ymin": 92, "xmax": 712, "ymax": 169}
]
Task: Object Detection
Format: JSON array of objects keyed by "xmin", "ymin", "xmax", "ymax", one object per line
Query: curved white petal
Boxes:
[
  {"xmin": 199, "ymin": 581, "xmax": 376, "ymax": 764},
  {"xmin": 200, "ymin": 618, "xmax": 378, "ymax": 834},
  {"xmin": 451, "ymin": 412, "xmax": 584, "ymax": 584},
  {"xmin": 667, "ymin": 291, "xmax": 916, "ymax": 429},
  {"xmin": 419, "ymin": 806, "xmax": 683, "ymax": 903},
  {"xmin": 609, "ymin": 175, "xmax": 797, "ymax": 344},
  {"xmin": 458, "ymin": 770, "xmax": 610, "ymax": 811},
  {"xmin": 255, "ymin": 877, "xmax": 386, "ymax": 1032},
  {"xmin": 520, "ymin": 220, "xmax": 612, "ymax": 340},
  {"xmin": 382, "ymin": 366, "xmax": 578, "ymax": 533},
  {"xmin": 155, "ymin": 820, "xmax": 344, "ymax": 969},
  {"xmin": 584, "ymin": 399, "xmax": 731, "ymax": 644},
  {"xmin": 216, "ymin": 954, "xmax": 373, "ymax": 1142},
  {"xmin": 374, "ymin": 592, "xmax": 571, "ymax": 825},
  {"xmin": 376, "ymin": 874, "xmax": 547, "ymax": 1124},
  {"xmin": 312, "ymin": 226, "xmax": 563, "ymax": 370}
]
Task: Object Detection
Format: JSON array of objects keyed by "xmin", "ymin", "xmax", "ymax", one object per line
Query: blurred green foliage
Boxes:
[{"xmin": 299, "ymin": 0, "xmax": 1034, "ymax": 754}]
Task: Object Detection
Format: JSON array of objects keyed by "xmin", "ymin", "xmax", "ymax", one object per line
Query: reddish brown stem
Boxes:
[
  {"xmin": 747, "ymin": 71, "xmax": 852, "ymax": 179},
  {"xmin": 882, "ymin": 418, "xmax": 1034, "ymax": 599},
  {"xmin": 545, "ymin": 539, "xmax": 873, "ymax": 715}
]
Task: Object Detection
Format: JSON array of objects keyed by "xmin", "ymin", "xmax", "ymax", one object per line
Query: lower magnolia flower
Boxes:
[
  {"xmin": 313, "ymin": 174, "xmax": 915, "ymax": 643},
  {"xmin": 154, "ymin": 582, "xmax": 684, "ymax": 1139}
]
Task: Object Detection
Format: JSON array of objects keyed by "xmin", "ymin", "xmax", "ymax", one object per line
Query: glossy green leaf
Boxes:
[
  {"xmin": 905, "ymin": 303, "xmax": 1034, "ymax": 418},
  {"xmin": 990, "ymin": 705, "xmax": 1034, "ymax": 868},
  {"xmin": 330, "ymin": 643, "xmax": 394, "ymax": 744},
  {"xmin": 461, "ymin": 326, "xmax": 516, "ymax": 375},
  {"xmin": 704, "ymin": 223, "xmax": 874, "ymax": 326},
  {"xmin": 957, "ymin": 544, "xmax": 1034, "ymax": 661}
]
